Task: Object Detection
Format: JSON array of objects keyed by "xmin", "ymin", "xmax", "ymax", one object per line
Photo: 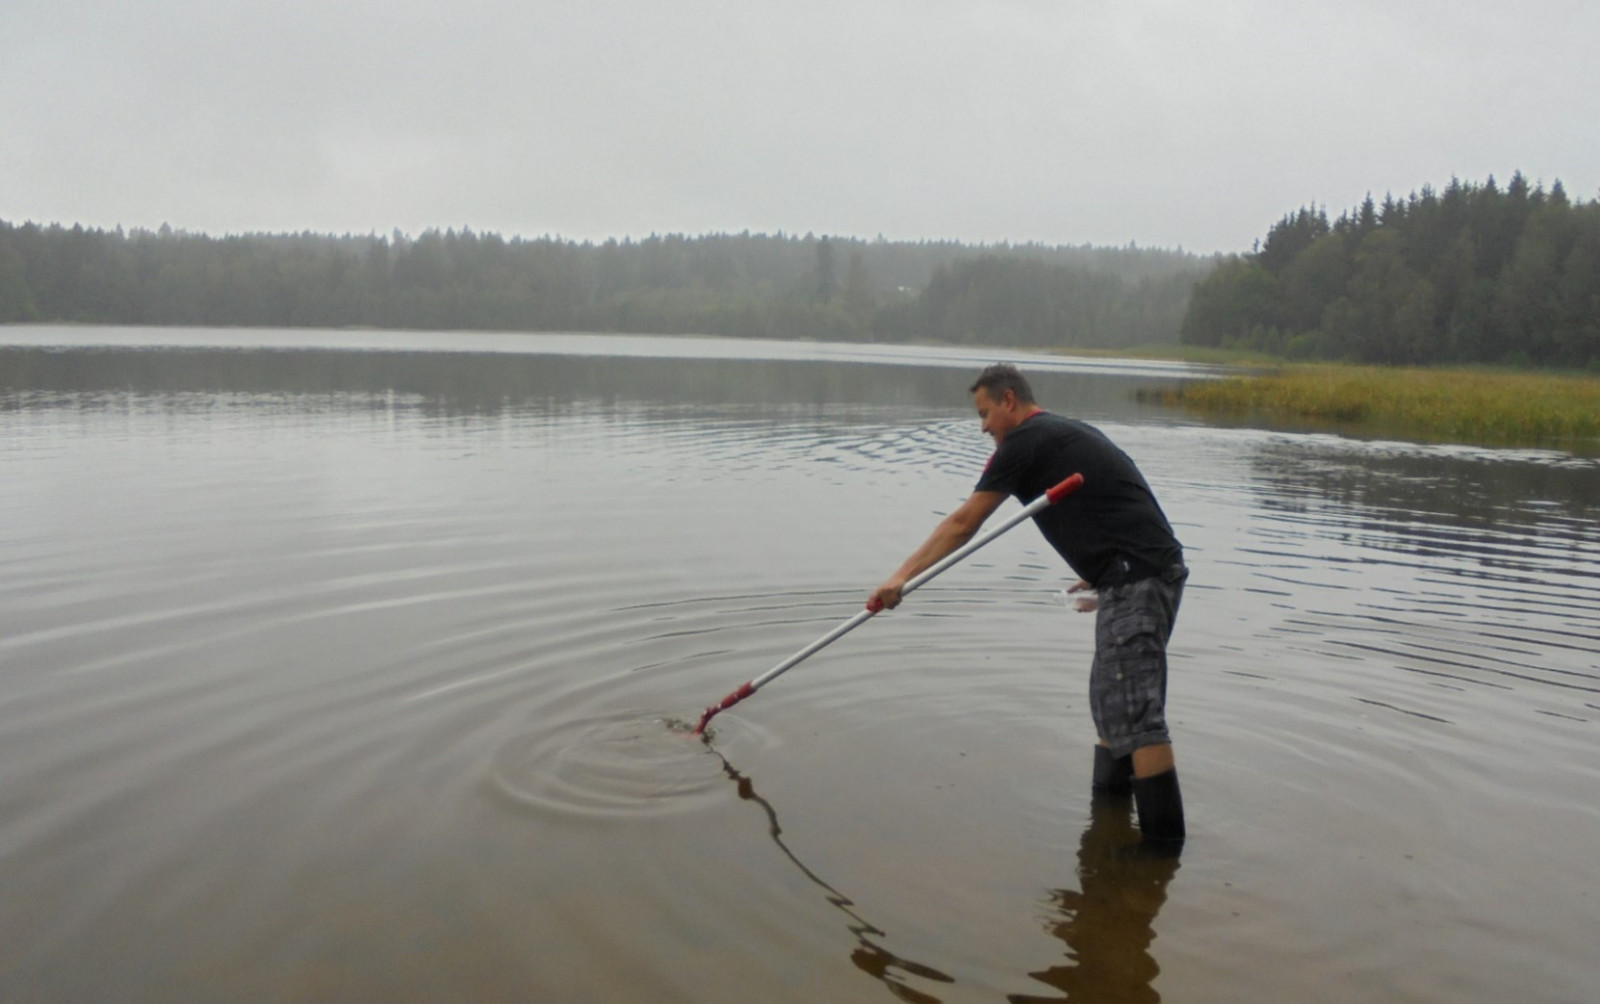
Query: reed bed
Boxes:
[{"xmin": 1168, "ymin": 364, "xmax": 1600, "ymax": 451}]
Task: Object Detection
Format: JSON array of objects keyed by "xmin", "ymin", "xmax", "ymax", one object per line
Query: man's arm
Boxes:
[{"xmin": 870, "ymin": 491, "xmax": 1007, "ymax": 610}]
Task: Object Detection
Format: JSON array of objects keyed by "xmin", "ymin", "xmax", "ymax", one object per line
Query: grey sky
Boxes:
[{"xmin": 4, "ymin": 0, "xmax": 1597, "ymax": 253}]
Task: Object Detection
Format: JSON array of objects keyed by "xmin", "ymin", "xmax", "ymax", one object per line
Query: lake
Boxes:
[{"xmin": 2, "ymin": 326, "xmax": 1597, "ymax": 1002}]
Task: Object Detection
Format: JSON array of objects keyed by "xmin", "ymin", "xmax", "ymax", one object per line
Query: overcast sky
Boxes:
[{"xmin": 4, "ymin": 0, "xmax": 1597, "ymax": 253}]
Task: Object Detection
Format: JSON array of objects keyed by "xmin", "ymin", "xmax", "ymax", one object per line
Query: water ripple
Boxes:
[
  {"xmin": 486, "ymin": 710, "xmax": 729, "ymax": 821},
  {"xmin": 4, "ymin": 338, "xmax": 1600, "ymax": 1003}
]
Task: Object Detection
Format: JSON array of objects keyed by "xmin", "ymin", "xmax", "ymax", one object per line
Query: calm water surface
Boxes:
[{"xmin": 2, "ymin": 327, "xmax": 1597, "ymax": 1002}]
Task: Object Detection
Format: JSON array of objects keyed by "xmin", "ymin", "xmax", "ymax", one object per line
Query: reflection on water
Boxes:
[
  {"xmin": 721, "ymin": 745, "xmax": 1181, "ymax": 1004},
  {"xmin": 0, "ymin": 340, "xmax": 1192, "ymax": 419},
  {"xmin": 1227, "ymin": 436, "xmax": 1600, "ymax": 715},
  {"xmin": 716, "ymin": 750, "xmax": 957, "ymax": 1004},
  {"xmin": 715, "ymin": 745, "xmax": 1183, "ymax": 1004},
  {"xmin": 0, "ymin": 325, "xmax": 1223, "ymax": 379},
  {"xmin": 2, "ymin": 327, "xmax": 1598, "ymax": 1003},
  {"xmin": 1010, "ymin": 794, "xmax": 1179, "ymax": 1004}
]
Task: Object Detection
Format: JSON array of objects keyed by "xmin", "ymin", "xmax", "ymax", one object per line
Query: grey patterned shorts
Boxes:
[{"xmin": 1089, "ymin": 564, "xmax": 1187, "ymax": 759}]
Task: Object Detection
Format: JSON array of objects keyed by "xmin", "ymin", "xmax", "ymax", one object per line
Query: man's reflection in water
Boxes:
[
  {"xmin": 714, "ymin": 746, "xmax": 1177, "ymax": 1004},
  {"xmin": 716, "ymin": 754, "xmax": 956, "ymax": 1004},
  {"xmin": 1009, "ymin": 792, "xmax": 1181, "ymax": 1004}
]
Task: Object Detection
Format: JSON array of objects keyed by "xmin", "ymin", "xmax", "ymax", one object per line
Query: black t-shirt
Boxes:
[{"xmin": 974, "ymin": 411, "xmax": 1182, "ymax": 586}]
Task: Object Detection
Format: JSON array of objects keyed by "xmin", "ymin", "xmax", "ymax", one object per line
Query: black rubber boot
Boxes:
[
  {"xmin": 1091, "ymin": 745, "xmax": 1134, "ymax": 795},
  {"xmin": 1131, "ymin": 768, "xmax": 1186, "ymax": 850}
]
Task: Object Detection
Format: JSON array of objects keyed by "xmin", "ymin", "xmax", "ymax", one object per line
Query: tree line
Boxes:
[
  {"xmin": 1182, "ymin": 174, "xmax": 1600, "ymax": 368},
  {"xmin": 0, "ymin": 220, "xmax": 1213, "ymax": 350}
]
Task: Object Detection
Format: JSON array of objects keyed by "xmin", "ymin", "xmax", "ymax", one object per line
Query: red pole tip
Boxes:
[{"xmin": 691, "ymin": 680, "xmax": 755, "ymax": 736}]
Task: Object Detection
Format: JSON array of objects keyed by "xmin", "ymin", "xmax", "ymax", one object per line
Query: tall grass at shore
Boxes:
[{"xmin": 1165, "ymin": 364, "xmax": 1600, "ymax": 451}]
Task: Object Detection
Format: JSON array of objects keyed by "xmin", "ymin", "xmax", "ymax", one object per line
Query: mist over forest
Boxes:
[
  {"xmin": 6, "ymin": 172, "xmax": 1597, "ymax": 370},
  {"xmin": 0, "ymin": 222, "xmax": 1212, "ymax": 350}
]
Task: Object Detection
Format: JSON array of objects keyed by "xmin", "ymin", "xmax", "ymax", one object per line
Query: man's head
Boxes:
[{"xmin": 969, "ymin": 364, "xmax": 1040, "ymax": 444}]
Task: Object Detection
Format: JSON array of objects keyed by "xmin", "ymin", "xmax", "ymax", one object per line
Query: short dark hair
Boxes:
[{"xmin": 969, "ymin": 363, "xmax": 1036, "ymax": 404}]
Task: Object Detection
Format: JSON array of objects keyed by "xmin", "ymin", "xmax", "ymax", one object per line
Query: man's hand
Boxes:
[
  {"xmin": 1067, "ymin": 579, "xmax": 1098, "ymax": 613},
  {"xmin": 870, "ymin": 579, "xmax": 906, "ymax": 611},
  {"xmin": 870, "ymin": 491, "xmax": 1004, "ymax": 614}
]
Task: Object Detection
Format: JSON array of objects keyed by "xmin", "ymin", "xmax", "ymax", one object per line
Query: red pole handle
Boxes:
[{"xmin": 1046, "ymin": 472, "xmax": 1084, "ymax": 504}]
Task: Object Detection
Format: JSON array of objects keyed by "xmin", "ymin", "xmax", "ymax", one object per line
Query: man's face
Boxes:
[{"xmin": 974, "ymin": 386, "xmax": 1023, "ymax": 444}]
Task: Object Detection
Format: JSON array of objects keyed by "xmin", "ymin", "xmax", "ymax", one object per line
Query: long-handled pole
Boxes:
[{"xmin": 692, "ymin": 472, "xmax": 1083, "ymax": 735}]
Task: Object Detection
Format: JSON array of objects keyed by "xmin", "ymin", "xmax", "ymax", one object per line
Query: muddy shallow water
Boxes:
[{"xmin": 2, "ymin": 328, "xmax": 1596, "ymax": 1002}]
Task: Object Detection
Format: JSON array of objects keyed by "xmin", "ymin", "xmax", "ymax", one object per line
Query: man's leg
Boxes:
[
  {"xmin": 1131, "ymin": 767, "xmax": 1185, "ymax": 846},
  {"xmin": 1131, "ymin": 742, "xmax": 1174, "ymax": 778},
  {"xmin": 1093, "ymin": 738, "xmax": 1173, "ymax": 785},
  {"xmin": 1089, "ymin": 571, "xmax": 1187, "ymax": 847},
  {"xmin": 1092, "ymin": 740, "xmax": 1134, "ymax": 794},
  {"xmin": 1130, "ymin": 742, "xmax": 1184, "ymax": 846},
  {"xmin": 1093, "ymin": 740, "xmax": 1184, "ymax": 845}
]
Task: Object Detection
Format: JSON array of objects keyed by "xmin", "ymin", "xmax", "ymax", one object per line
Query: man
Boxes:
[{"xmin": 870, "ymin": 363, "xmax": 1189, "ymax": 847}]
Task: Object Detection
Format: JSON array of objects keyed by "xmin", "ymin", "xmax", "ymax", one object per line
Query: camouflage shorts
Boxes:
[{"xmin": 1089, "ymin": 564, "xmax": 1187, "ymax": 759}]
